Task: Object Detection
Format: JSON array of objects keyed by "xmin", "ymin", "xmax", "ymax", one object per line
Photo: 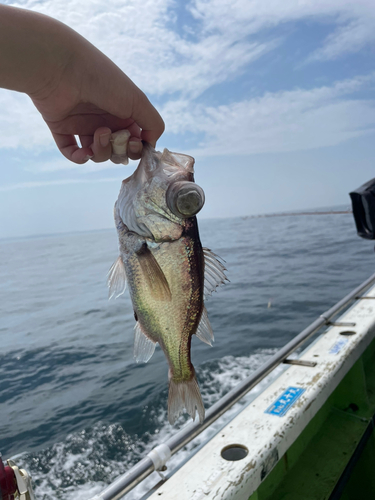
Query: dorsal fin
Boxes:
[{"xmin": 203, "ymin": 248, "xmax": 228, "ymax": 299}]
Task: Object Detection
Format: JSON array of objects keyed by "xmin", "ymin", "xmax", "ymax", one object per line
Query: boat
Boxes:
[
  {"xmin": 87, "ymin": 271, "xmax": 375, "ymax": 499},
  {"xmin": 2, "ymin": 272, "xmax": 375, "ymax": 500}
]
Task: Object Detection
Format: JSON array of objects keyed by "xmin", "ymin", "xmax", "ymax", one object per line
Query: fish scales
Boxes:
[
  {"xmin": 123, "ymin": 228, "xmax": 203, "ymax": 381},
  {"xmin": 108, "ymin": 135, "xmax": 227, "ymax": 424}
]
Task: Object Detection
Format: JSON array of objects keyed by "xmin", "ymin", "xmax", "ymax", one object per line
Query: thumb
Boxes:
[{"xmin": 129, "ymin": 88, "xmax": 165, "ymax": 147}]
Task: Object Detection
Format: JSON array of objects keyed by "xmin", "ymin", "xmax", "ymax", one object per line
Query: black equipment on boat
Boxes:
[{"xmin": 350, "ymin": 178, "xmax": 375, "ymax": 240}]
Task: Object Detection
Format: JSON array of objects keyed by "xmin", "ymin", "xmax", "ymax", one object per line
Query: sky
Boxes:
[{"xmin": 1, "ymin": 0, "xmax": 375, "ymax": 238}]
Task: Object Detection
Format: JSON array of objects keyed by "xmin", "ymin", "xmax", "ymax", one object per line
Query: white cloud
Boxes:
[
  {"xmin": 189, "ymin": 0, "xmax": 375, "ymax": 61},
  {"xmin": 1, "ymin": 0, "xmax": 375, "ymax": 155},
  {"xmin": 310, "ymin": 18, "xmax": 375, "ymax": 61},
  {"xmin": 1, "ymin": 72, "xmax": 374, "ymax": 159},
  {"xmin": 0, "ymin": 0, "xmax": 272, "ymax": 150},
  {"xmin": 0, "ymin": 90, "xmax": 53, "ymax": 149},
  {"xmin": 161, "ymin": 75, "xmax": 375, "ymax": 156},
  {"xmin": 9, "ymin": 0, "xmax": 374, "ymax": 100},
  {"xmin": 9, "ymin": 0, "xmax": 272, "ymax": 98}
]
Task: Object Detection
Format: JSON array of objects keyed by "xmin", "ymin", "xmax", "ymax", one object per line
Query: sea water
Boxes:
[{"xmin": 0, "ymin": 210, "xmax": 373, "ymax": 499}]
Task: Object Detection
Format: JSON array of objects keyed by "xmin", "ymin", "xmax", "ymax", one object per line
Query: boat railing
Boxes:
[{"xmin": 90, "ymin": 270, "xmax": 375, "ymax": 500}]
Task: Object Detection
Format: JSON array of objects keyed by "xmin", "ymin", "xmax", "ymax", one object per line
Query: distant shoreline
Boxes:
[
  {"xmin": 1, "ymin": 210, "xmax": 353, "ymax": 241},
  {"xmin": 244, "ymin": 210, "xmax": 353, "ymax": 219}
]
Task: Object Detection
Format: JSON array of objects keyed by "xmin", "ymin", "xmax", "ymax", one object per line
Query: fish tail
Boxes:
[{"xmin": 168, "ymin": 369, "xmax": 205, "ymax": 425}]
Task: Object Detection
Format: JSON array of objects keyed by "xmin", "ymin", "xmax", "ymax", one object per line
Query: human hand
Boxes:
[
  {"xmin": 0, "ymin": 5, "xmax": 164, "ymax": 164},
  {"xmin": 30, "ymin": 50, "xmax": 164, "ymax": 164},
  {"xmin": 30, "ymin": 31, "xmax": 164, "ymax": 164}
]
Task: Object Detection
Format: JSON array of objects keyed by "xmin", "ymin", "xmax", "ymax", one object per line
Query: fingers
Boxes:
[
  {"xmin": 90, "ymin": 127, "xmax": 142, "ymax": 162},
  {"xmin": 86, "ymin": 127, "xmax": 112, "ymax": 163},
  {"xmin": 119, "ymin": 121, "xmax": 142, "ymax": 161},
  {"xmin": 54, "ymin": 127, "xmax": 147, "ymax": 164},
  {"xmin": 53, "ymin": 130, "xmax": 111, "ymax": 164},
  {"xmin": 128, "ymin": 138, "xmax": 142, "ymax": 160},
  {"xmin": 131, "ymin": 90, "xmax": 165, "ymax": 147},
  {"xmin": 52, "ymin": 133, "xmax": 93, "ymax": 164},
  {"xmin": 88, "ymin": 68, "xmax": 164, "ymax": 148}
]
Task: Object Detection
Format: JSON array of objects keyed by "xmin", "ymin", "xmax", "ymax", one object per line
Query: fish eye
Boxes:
[{"xmin": 166, "ymin": 181, "xmax": 205, "ymax": 218}]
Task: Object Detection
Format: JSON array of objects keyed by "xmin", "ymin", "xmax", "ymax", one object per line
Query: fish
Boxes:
[{"xmin": 107, "ymin": 133, "xmax": 227, "ymax": 424}]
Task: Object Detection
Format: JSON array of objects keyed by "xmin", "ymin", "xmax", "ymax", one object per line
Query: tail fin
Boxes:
[{"xmin": 168, "ymin": 371, "xmax": 205, "ymax": 425}]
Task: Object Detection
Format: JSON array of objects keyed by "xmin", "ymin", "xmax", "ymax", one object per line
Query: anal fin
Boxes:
[
  {"xmin": 196, "ymin": 306, "xmax": 214, "ymax": 346},
  {"xmin": 134, "ymin": 321, "xmax": 156, "ymax": 363}
]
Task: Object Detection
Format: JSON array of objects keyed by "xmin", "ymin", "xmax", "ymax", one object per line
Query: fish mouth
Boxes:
[{"xmin": 166, "ymin": 181, "xmax": 205, "ymax": 219}]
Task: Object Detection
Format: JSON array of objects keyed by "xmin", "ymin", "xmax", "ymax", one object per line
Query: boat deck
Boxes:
[{"xmin": 146, "ymin": 286, "xmax": 375, "ymax": 500}]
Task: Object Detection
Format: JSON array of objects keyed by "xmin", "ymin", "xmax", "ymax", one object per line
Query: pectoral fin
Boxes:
[
  {"xmin": 136, "ymin": 243, "xmax": 172, "ymax": 301},
  {"xmin": 134, "ymin": 321, "xmax": 156, "ymax": 363},
  {"xmin": 203, "ymin": 248, "xmax": 228, "ymax": 299},
  {"xmin": 195, "ymin": 306, "xmax": 214, "ymax": 346},
  {"xmin": 107, "ymin": 256, "xmax": 127, "ymax": 299}
]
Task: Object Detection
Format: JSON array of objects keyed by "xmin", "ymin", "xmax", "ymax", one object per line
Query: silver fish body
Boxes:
[{"xmin": 108, "ymin": 142, "xmax": 226, "ymax": 424}]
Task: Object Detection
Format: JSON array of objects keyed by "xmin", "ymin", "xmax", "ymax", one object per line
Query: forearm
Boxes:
[
  {"xmin": 0, "ymin": 4, "xmax": 164, "ymax": 161},
  {"xmin": 0, "ymin": 5, "xmax": 77, "ymax": 96}
]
